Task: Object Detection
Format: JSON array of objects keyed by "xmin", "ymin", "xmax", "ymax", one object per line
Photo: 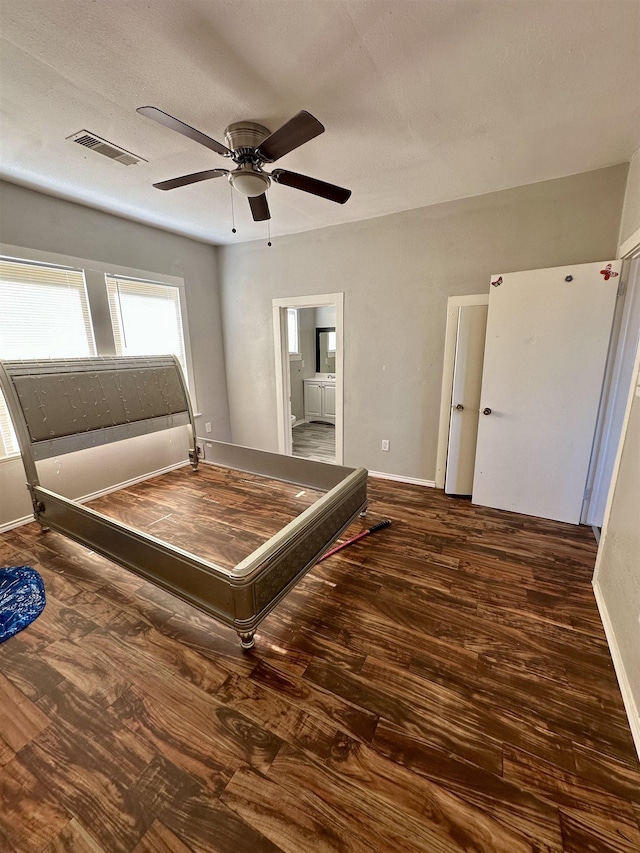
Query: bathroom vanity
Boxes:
[{"xmin": 304, "ymin": 377, "xmax": 336, "ymax": 424}]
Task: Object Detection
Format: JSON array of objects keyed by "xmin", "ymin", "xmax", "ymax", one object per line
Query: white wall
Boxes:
[
  {"xmin": 219, "ymin": 165, "xmax": 627, "ymax": 479},
  {"xmin": 0, "ymin": 180, "xmax": 229, "ymax": 527}
]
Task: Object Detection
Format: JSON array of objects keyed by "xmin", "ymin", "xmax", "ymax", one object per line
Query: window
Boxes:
[
  {"xmin": 106, "ymin": 276, "xmax": 188, "ymax": 381},
  {"xmin": 0, "ymin": 258, "xmax": 96, "ymax": 455},
  {"xmin": 287, "ymin": 308, "xmax": 299, "ymax": 355},
  {"xmin": 0, "ymin": 256, "xmax": 192, "ymax": 459}
]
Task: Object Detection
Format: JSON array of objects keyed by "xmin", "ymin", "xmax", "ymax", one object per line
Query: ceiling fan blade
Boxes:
[
  {"xmin": 271, "ymin": 169, "xmax": 351, "ymax": 204},
  {"xmin": 137, "ymin": 106, "xmax": 232, "ymax": 157},
  {"xmin": 255, "ymin": 111, "xmax": 324, "ymax": 163},
  {"xmin": 249, "ymin": 193, "xmax": 270, "ymax": 221},
  {"xmin": 153, "ymin": 169, "xmax": 229, "ymax": 191}
]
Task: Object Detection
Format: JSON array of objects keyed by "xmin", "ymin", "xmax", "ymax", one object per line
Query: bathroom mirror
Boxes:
[{"xmin": 315, "ymin": 327, "xmax": 336, "ymax": 374}]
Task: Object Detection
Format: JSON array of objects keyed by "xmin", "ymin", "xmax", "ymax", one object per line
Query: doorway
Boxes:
[
  {"xmin": 272, "ymin": 293, "xmax": 344, "ymax": 464},
  {"xmin": 436, "ymin": 294, "xmax": 489, "ymax": 491}
]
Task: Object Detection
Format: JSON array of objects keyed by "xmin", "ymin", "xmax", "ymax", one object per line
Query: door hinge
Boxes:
[
  {"xmin": 583, "ymin": 486, "xmax": 592, "ymax": 501},
  {"xmin": 617, "ymin": 279, "xmax": 626, "ymax": 297}
]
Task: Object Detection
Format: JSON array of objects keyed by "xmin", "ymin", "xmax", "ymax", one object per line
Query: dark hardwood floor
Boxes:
[{"xmin": 0, "ymin": 466, "xmax": 638, "ymax": 852}]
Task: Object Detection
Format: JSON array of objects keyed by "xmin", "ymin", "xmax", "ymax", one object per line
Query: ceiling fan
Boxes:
[{"xmin": 137, "ymin": 106, "xmax": 351, "ymax": 222}]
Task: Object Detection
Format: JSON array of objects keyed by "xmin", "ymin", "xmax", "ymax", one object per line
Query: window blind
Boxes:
[
  {"xmin": 0, "ymin": 258, "xmax": 96, "ymax": 456},
  {"xmin": 106, "ymin": 276, "xmax": 188, "ymax": 382}
]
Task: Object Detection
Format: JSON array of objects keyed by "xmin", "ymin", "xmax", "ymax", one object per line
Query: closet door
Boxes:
[
  {"xmin": 445, "ymin": 304, "xmax": 487, "ymax": 495},
  {"xmin": 472, "ymin": 260, "xmax": 620, "ymax": 523}
]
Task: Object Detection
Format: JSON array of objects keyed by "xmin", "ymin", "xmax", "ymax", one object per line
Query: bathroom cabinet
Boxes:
[{"xmin": 304, "ymin": 378, "xmax": 335, "ymax": 425}]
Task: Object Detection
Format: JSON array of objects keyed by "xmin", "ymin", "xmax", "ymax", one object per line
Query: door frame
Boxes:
[
  {"xmin": 583, "ymin": 227, "xmax": 640, "ymax": 525},
  {"xmin": 435, "ymin": 294, "xmax": 488, "ymax": 489},
  {"xmin": 272, "ymin": 292, "xmax": 344, "ymax": 464}
]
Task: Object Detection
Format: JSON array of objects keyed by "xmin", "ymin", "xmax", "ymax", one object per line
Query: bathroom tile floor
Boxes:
[{"xmin": 292, "ymin": 421, "xmax": 335, "ymax": 462}]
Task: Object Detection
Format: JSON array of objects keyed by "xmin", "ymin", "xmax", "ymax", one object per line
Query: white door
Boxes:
[
  {"xmin": 445, "ymin": 304, "xmax": 488, "ymax": 495},
  {"xmin": 472, "ymin": 260, "xmax": 620, "ymax": 523},
  {"xmin": 305, "ymin": 382, "xmax": 322, "ymax": 418},
  {"xmin": 324, "ymin": 383, "xmax": 336, "ymax": 418}
]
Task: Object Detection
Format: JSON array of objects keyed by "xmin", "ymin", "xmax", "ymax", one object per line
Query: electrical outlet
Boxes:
[
  {"xmin": 381, "ymin": 439, "xmax": 390, "ymax": 451},
  {"xmin": 195, "ymin": 443, "xmax": 204, "ymax": 459},
  {"xmin": 205, "ymin": 422, "xmax": 212, "ymax": 433}
]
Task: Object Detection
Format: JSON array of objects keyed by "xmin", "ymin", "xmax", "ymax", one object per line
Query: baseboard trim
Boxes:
[
  {"xmin": 0, "ymin": 515, "xmax": 34, "ymax": 534},
  {"xmin": 0, "ymin": 461, "xmax": 188, "ymax": 535},
  {"xmin": 593, "ymin": 579, "xmax": 640, "ymax": 760},
  {"xmin": 75, "ymin": 461, "xmax": 189, "ymax": 505},
  {"xmin": 368, "ymin": 471, "xmax": 436, "ymax": 489}
]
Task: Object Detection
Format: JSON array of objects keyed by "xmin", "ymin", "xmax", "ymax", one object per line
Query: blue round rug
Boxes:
[{"xmin": 0, "ymin": 566, "xmax": 46, "ymax": 643}]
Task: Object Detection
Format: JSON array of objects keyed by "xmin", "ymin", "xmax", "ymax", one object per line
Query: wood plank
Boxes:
[
  {"xmin": 373, "ymin": 720, "xmax": 563, "ymax": 852},
  {"xmin": 111, "ymin": 682, "xmax": 271, "ymax": 784},
  {"xmin": 559, "ymin": 808, "xmax": 640, "ymax": 853},
  {"xmin": 304, "ymin": 656, "xmax": 504, "ymax": 774},
  {"xmin": 216, "ymin": 671, "xmax": 341, "ymax": 762},
  {"xmin": 0, "ymin": 757, "xmax": 70, "ymax": 852},
  {"xmin": 0, "ymin": 636, "xmax": 66, "ymax": 701},
  {"xmin": 43, "ymin": 818, "xmax": 108, "ymax": 852},
  {"xmin": 131, "ymin": 820, "xmax": 194, "ymax": 853},
  {"xmin": 20, "ymin": 680, "xmax": 155, "ymax": 852},
  {"xmin": 221, "ymin": 762, "xmax": 388, "ymax": 853},
  {"xmin": 503, "ymin": 744, "xmax": 640, "ymax": 845},
  {"xmin": 85, "ymin": 629, "xmax": 283, "ymax": 774},
  {"xmin": 572, "ymin": 742, "xmax": 640, "ymax": 806},
  {"xmin": 263, "ymin": 744, "xmax": 506, "ymax": 853},
  {"xmin": 131, "ymin": 756, "xmax": 283, "ymax": 853},
  {"xmin": 0, "ymin": 671, "xmax": 51, "ymax": 751},
  {"xmin": 250, "ymin": 658, "xmax": 379, "ymax": 744},
  {"xmin": 324, "ymin": 731, "xmax": 534, "ymax": 853}
]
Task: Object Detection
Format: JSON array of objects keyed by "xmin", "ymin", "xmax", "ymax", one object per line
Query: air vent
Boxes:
[{"xmin": 67, "ymin": 130, "xmax": 146, "ymax": 166}]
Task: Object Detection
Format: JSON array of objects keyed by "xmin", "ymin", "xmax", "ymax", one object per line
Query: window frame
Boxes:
[
  {"xmin": 105, "ymin": 273, "xmax": 190, "ymax": 384},
  {"xmin": 287, "ymin": 307, "xmax": 301, "ymax": 360},
  {"xmin": 0, "ymin": 243, "xmax": 199, "ymax": 461}
]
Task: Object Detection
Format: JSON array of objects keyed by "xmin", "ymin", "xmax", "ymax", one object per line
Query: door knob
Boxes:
[
  {"xmin": 483, "ymin": 407, "xmax": 492, "ymax": 415},
  {"xmin": 455, "ymin": 404, "xmax": 464, "ymax": 411}
]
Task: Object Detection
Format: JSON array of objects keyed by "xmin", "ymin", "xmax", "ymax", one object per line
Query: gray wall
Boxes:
[
  {"xmin": 0, "ymin": 180, "xmax": 229, "ymax": 527},
  {"xmin": 0, "ymin": 180, "xmax": 229, "ymax": 441},
  {"xmin": 219, "ymin": 164, "xmax": 628, "ymax": 480}
]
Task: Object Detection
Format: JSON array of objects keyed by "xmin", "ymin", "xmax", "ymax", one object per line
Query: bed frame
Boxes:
[{"xmin": 0, "ymin": 356, "xmax": 368, "ymax": 648}]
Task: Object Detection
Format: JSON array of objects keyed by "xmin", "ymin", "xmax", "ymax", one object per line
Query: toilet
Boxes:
[{"xmin": 291, "ymin": 413, "xmax": 296, "ymax": 428}]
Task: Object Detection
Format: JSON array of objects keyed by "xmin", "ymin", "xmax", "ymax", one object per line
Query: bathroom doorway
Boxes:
[{"xmin": 273, "ymin": 293, "xmax": 344, "ymax": 464}]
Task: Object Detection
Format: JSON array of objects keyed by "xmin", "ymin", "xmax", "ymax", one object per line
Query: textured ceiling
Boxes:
[{"xmin": 1, "ymin": 0, "xmax": 639, "ymax": 246}]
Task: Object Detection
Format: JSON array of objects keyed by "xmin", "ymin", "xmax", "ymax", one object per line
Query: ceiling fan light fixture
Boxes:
[{"xmin": 229, "ymin": 167, "xmax": 271, "ymax": 197}]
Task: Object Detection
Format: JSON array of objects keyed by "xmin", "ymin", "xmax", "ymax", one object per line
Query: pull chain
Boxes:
[
  {"xmin": 230, "ymin": 185, "xmax": 236, "ymax": 234},
  {"xmin": 267, "ymin": 216, "xmax": 272, "ymax": 247}
]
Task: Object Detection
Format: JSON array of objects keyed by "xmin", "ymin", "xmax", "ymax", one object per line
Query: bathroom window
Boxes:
[{"xmin": 287, "ymin": 308, "xmax": 300, "ymax": 356}]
